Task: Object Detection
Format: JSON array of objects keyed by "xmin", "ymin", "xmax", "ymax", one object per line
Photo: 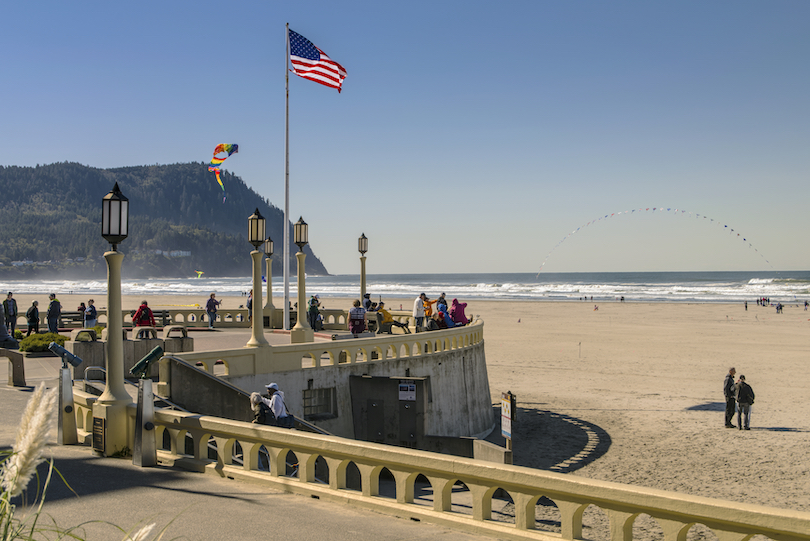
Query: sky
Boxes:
[{"xmin": 4, "ymin": 1, "xmax": 809, "ymax": 275}]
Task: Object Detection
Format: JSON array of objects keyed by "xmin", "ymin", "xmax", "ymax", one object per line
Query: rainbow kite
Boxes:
[{"xmin": 208, "ymin": 144, "xmax": 238, "ymax": 202}]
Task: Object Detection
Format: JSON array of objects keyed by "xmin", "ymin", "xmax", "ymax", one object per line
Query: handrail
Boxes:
[{"xmin": 141, "ymin": 408, "xmax": 810, "ymax": 541}]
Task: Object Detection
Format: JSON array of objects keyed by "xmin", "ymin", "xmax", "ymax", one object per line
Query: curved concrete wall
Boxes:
[{"xmin": 224, "ymin": 338, "xmax": 492, "ymax": 439}]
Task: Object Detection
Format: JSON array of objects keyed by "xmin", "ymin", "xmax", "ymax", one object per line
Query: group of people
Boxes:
[
  {"xmin": 413, "ymin": 292, "xmax": 469, "ymax": 332},
  {"xmin": 723, "ymin": 367, "xmax": 756, "ymax": 430},
  {"xmin": 2, "ymin": 292, "xmax": 95, "ymax": 337}
]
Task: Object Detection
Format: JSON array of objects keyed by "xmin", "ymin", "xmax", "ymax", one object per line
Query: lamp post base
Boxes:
[
  {"xmin": 290, "ymin": 326, "xmax": 314, "ymax": 343},
  {"xmin": 91, "ymin": 401, "xmax": 130, "ymax": 457}
]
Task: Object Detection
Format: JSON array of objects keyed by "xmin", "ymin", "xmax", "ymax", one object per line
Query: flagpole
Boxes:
[{"xmin": 283, "ymin": 23, "xmax": 291, "ymax": 330}]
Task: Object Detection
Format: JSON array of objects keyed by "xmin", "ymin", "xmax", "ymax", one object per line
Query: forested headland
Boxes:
[{"xmin": 0, "ymin": 162, "xmax": 329, "ymax": 279}]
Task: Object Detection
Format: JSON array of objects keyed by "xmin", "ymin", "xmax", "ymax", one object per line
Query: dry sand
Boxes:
[{"xmin": 8, "ymin": 293, "xmax": 809, "ymax": 513}]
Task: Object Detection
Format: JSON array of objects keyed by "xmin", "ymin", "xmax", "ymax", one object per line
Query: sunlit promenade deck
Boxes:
[{"xmin": 0, "ymin": 331, "xmax": 491, "ymax": 540}]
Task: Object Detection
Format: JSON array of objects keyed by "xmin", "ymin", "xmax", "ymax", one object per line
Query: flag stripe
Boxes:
[{"xmin": 289, "ymin": 29, "xmax": 346, "ymax": 92}]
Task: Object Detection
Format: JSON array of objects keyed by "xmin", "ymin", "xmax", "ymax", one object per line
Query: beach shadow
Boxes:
[
  {"xmin": 508, "ymin": 407, "xmax": 611, "ymax": 473},
  {"xmin": 685, "ymin": 401, "xmax": 725, "ymax": 412},
  {"xmin": 755, "ymin": 427, "xmax": 809, "ymax": 432}
]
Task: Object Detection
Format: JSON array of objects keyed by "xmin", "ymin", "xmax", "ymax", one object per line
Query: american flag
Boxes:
[{"xmin": 289, "ymin": 29, "xmax": 347, "ymax": 93}]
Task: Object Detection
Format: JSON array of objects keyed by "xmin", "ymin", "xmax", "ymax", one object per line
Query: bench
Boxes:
[{"xmin": 129, "ymin": 310, "xmax": 172, "ymax": 327}]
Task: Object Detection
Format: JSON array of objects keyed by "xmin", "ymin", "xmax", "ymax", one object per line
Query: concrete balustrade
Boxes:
[
  {"xmin": 20, "ymin": 307, "xmax": 416, "ymax": 330},
  {"xmin": 170, "ymin": 317, "xmax": 484, "ymax": 378},
  {"xmin": 68, "ymin": 391, "xmax": 810, "ymax": 541}
]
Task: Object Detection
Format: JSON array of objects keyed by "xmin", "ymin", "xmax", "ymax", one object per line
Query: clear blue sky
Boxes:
[{"xmin": 4, "ymin": 1, "xmax": 809, "ymax": 274}]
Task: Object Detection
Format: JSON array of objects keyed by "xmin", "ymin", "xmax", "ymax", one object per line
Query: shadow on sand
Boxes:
[{"xmin": 507, "ymin": 406, "xmax": 612, "ymax": 473}]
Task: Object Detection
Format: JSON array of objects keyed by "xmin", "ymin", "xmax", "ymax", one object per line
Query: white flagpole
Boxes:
[{"xmin": 283, "ymin": 23, "xmax": 291, "ymax": 330}]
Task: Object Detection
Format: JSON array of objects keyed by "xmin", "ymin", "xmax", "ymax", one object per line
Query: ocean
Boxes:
[{"xmin": 1, "ymin": 271, "xmax": 808, "ymax": 304}]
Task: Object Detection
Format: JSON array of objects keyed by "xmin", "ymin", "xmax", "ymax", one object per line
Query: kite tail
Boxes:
[{"xmin": 215, "ymin": 171, "xmax": 226, "ymax": 203}]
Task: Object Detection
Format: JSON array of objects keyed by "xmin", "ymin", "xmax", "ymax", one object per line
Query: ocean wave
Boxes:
[{"xmin": 2, "ymin": 271, "xmax": 808, "ymax": 303}]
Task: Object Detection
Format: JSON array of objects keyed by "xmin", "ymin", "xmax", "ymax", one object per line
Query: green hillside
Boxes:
[{"xmin": 0, "ymin": 162, "xmax": 328, "ymax": 278}]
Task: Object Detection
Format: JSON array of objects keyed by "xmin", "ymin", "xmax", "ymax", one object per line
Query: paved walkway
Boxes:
[{"xmin": 0, "ymin": 332, "xmax": 493, "ymax": 541}]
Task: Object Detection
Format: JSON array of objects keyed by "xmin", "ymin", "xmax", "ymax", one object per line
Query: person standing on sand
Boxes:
[
  {"xmin": 724, "ymin": 367, "xmax": 737, "ymax": 428},
  {"xmin": 735, "ymin": 375, "xmax": 755, "ymax": 430}
]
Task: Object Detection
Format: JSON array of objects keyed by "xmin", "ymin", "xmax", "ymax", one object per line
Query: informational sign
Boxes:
[
  {"xmin": 501, "ymin": 393, "xmax": 512, "ymax": 439},
  {"xmin": 399, "ymin": 380, "xmax": 416, "ymax": 401},
  {"xmin": 92, "ymin": 417, "xmax": 105, "ymax": 453}
]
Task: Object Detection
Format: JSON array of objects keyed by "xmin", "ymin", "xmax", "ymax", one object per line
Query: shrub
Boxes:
[
  {"xmin": 13, "ymin": 329, "xmax": 23, "ymax": 340},
  {"xmin": 18, "ymin": 332, "xmax": 67, "ymax": 353}
]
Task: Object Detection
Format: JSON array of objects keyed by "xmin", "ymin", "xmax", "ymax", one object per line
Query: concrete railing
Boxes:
[
  {"xmin": 68, "ymin": 390, "xmax": 810, "ymax": 541},
  {"xmin": 170, "ymin": 318, "xmax": 484, "ymax": 377},
  {"xmin": 14, "ymin": 307, "xmax": 417, "ymax": 331}
]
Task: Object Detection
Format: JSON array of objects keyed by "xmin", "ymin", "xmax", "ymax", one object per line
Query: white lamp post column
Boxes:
[
  {"xmin": 246, "ymin": 209, "xmax": 269, "ymax": 347},
  {"xmin": 359, "ymin": 233, "xmax": 368, "ymax": 300},
  {"xmin": 93, "ymin": 183, "xmax": 132, "ymax": 457},
  {"xmin": 263, "ymin": 237, "xmax": 274, "ymax": 329},
  {"xmin": 290, "ymin": 217, "xmax": 313, "ymax": 343}
]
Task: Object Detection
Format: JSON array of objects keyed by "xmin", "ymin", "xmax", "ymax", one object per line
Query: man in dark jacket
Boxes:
[
  {"xmin": 735, "ymin": 375, "xmax": 755, "ymax": 430},
  {"xmin": 47, "ymin": 294, "xmax": 61, "ymax": 334},
  {"xmin": 25, "ymin": 301, "xmax": 39, "ymax": 336},
  {"xmin": 3, "ymin": 292, "xmax": 18, "ymax": 333},
  {"xmin": 724, "ymin": 367, "xmax": 736, "ymax": 428}
]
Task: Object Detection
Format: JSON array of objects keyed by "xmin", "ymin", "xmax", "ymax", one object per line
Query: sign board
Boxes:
[
  {"xmin": 92, "ymin": 417, "xmax": 105, "ymax": 453},
  {"xmin": 398, "ymin": 380, "xmax": 416, "ymax": 401},
  {"xmin": 501, "ymin": 393, "xmax": 512, "ymax": 439}
]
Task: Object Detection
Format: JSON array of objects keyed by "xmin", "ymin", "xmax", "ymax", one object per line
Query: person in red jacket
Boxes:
[{"xmin": 133, "ymin": 300, "xmax": 155, "ymax": 327}]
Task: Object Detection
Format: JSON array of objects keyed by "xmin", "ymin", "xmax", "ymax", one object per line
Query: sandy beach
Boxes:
[{"xmin": 6, "ymin": 292, "xmax": 809, "ymax": 514}]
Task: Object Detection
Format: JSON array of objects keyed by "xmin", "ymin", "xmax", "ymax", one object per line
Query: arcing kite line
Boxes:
[
  {"xmin": 537, "ymin": 207, "xmax": 773, "ymax": 275},
  {"xmin": 208, "ymin": 144, "xmax": 238, "ymax": 202}
]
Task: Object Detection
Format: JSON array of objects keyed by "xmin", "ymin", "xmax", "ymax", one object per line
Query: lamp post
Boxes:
[
  {"xmin": 93, "ymin": 182, "xmax": 132, "ymax": 456},
  {"xmin": 290, "ymin": 217, "xmax": 313, "ymax": 343},
  {"xmin": 358, "ymin": 233, "xmax": 368, "ymax": 301},
  {"xmin": 263, "ymin": 236, "xmax": 274, "ymax": 328},
  {"xmin": 246, "ymin": 209, "xmax": 269, "ymax": 347}
]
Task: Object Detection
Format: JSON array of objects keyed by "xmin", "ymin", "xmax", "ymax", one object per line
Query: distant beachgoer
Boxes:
[
  {"xmin": 349, "ymin": 300, "xmax": 366, "ymax": 336},
  {"xmin": 413, "ymin": 293, "xmax": 427, "ymax": 331},
  {"xmin": 805, "ymin": 301, "xmax": 808, "ymax": 311},
  {"xmin": 250, "ymin": 392, "xmax": 274, "ymax": 425},
  {"xmin": 133, "ymin": 300, "xmax": 155, "ymax": 327},
  {"xmin": 423, "ymin": 296, "xmax": 437, "ymax": 319},
  {"xmin": 744, "ymin": 301, "xmax": 747, "ymax": 311},
  {"xmin": 83, "ymin": 299, "xmax": 98, "ymax": 329},
  {"xmin": 46, "ymin": 294, "xmax": 61, "ymax": 334},
  {"xmin": 735, "ymin": 375, "xmax": 755, "ymax": 430},
  {"xmin": 425, "ymin": 312, "xmax": 441, "ymax": 331},
  {"xmin": 246, "ymin": 289, "xmax": 253, "ymax": 321},
  {"xmin": 377, "ymin": 302, "xmax": 410, "ymax": 334},
  {"xmin": 308, "ymin": 295, "xmax": 322, "ymax": 331},
  {"xmin": 3, "ymin": 292, "xmax": 18, "ymax": 333},
  {"xmin": 264, "ymin": 383, "xmax": 293, "ymax": 428},
  {"xmin": 440, "ymin": 310, "xmax": 460, "ymax": 328},
  {"xmin": 724, "ymin": 367, "xmax": 737, "ymax": 428},
  {"xmin": 593, "ymin": 305, "xmax": 598, "ymax": 311},
  {"xmin": 437, "ymin": 293, "xmax": 448, "ymax": 313},
  {"xmin": 26, "ymin": 301, "xmax": 39, "ymax": 336},
  {"xmin": 449, "ymin": 298, "xmax": 469, "ymax": 325},
  {"xmin": 206, "ymin": 293, "xmax": 221, "ymax": 329}
]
